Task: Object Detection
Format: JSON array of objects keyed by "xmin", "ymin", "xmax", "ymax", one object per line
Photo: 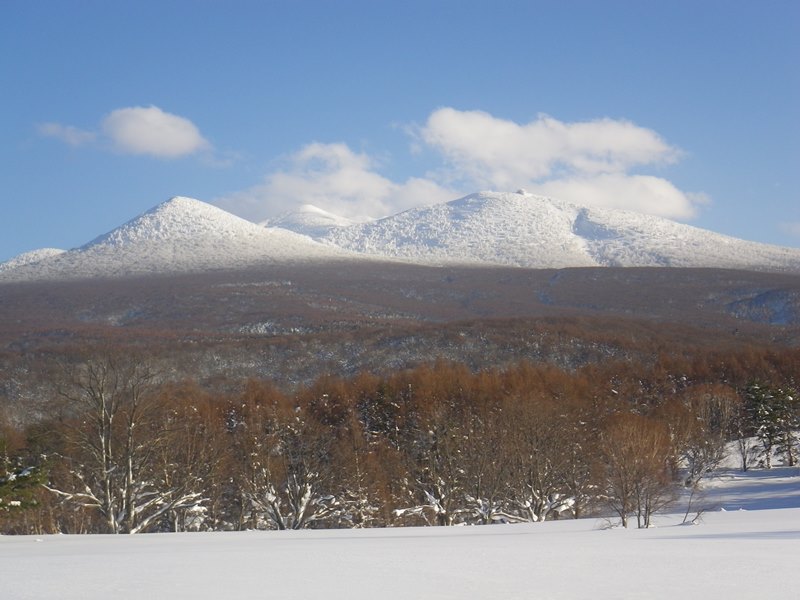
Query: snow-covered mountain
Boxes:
[
  {"xmin": 2, "ymin": 191, "xmax": 800, "ymax": 282},
  {"xmin": 0, "ymin": 197, "xmax": 353, "ymax": 281},
  {"xmin": 314, "ymin": 191, "xmax": 800, "ymax": 271},
  {"xmin": 265, "ymin": 204, "xmax": 363, "ymax": 238}
]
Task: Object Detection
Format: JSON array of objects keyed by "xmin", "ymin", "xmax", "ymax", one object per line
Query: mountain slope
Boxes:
[
  {"xmin": 319, "ymin": 191, "xmax": 592, "ymax": 268},
  {"xmin": 0, "ymin": 197, "xmax": 354, "ymax": 281},
  {"xmin": 316, "ymin": 191, "xmax": 800, "ymax": 271},
  {"xmin": 572, "ymin": 205, "xmax": 800, "ymax": 269}
]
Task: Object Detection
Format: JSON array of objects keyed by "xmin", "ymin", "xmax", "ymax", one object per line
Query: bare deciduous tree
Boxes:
[
  {"xmin": 233, "ymin": 384, "xmax": 343, "ymax": 530},
  {"xmin": 599, "ymin": 413, "xmax": 677, "ymax": 528},
  {"xmin": 504, "ymin": 396, "xmax": 575, "ymax": 523},
  {"xmin": 46, "ymin": 355, "xmax": 206, "ymax": 533}
]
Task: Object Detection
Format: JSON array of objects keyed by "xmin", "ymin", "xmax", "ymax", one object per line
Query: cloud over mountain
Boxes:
[
  {"xmin": 215, "ymin": 142, "xmax": 456, "ymax": 222},
  {"xmin": 417, "ymin": 108, "xmax": 700, "ymax": 219},
  {"xmin": 420, "ymin": 109, "xmax": 679, "ymax": 181},
  {"xmin": 217, "ymin": 108, "xmax": 704, "ymax": 225}
]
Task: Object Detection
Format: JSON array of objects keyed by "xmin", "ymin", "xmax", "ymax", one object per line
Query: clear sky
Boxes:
[{"xmin": 1, "ymin": 0, "xmax": 798, "ymax": 262}]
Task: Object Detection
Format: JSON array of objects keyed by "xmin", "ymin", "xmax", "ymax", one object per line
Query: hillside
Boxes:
[
  {"xmin": 2, "ymin": 262, "xmax": 800, "ymax": 427},
  {"xmin": 2, "ymin": 193, "xmax": 800, "ymax": 431}
]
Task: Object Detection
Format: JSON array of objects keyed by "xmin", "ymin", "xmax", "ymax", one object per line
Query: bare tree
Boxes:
[
  {"xmin": 661, "ymin": 385, "xmax": 739, "ymax": 486},
  {"xmin": 503, "ymin": 396, "xmax": 575, "ymax": 523},
  {"xmin": 45, "ymin": 355, "xmax": 206, "ymax": 533},
  {"xmin": 457, "ymin": 400, "xmax": 513, "ymax": 525},
  {"xmin": 599, "ymin": 413, "xmax": 677, "ymax": 528},
  {"xmin": 147, "ymin": 383, "xmax": 224, "ymax": 531},
  {"xmin": 232, "ymin": 385, "xmax": 343, "ymax": 530},
  {"xmin": 394, "ymin": 403, "xmax": 466, "ymax": 526}
]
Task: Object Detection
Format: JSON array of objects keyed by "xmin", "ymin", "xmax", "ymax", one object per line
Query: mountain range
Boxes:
[{"xmin": 2, "ymin": 191, "xmax": 800, "ymax": 281}]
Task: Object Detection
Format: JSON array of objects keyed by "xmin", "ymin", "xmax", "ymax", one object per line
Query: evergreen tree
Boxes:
[
  {"xmin": 746, "ymin": 382, "xmax": 799, "ymax": 468},
  {"xmin": 0, "ymin": 430, "xmax": 47, "ymax": 532}
]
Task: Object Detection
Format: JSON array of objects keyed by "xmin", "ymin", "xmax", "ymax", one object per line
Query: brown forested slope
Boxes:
[{"xmin": 1, "ymin": 263, "xmax": 799, "ymax": 422}]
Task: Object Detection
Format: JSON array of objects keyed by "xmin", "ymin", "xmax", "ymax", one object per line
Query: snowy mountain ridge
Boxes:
[
  {"xmin": 0, "ymin": 196, "xmax": 355, "ymax": 281},
  {"xmin": 2, "ymin": 191, "xmax": 800, "ymax": 281},
  {"xmin": 314, "ymin": 191, "xmax": 800, "ymax": 271}
]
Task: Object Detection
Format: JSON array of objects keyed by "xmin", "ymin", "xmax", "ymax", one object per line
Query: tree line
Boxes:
[{"xmin": 1, "ymin": 349, "xmax": 799, "ymax": 534}]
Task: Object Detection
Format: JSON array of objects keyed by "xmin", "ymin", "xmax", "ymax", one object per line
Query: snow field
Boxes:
[{"xmin": 3, "ymin": 467, "xmax": 799, "ymax": 600}]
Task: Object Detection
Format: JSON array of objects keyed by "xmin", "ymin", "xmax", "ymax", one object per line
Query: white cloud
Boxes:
[
  {"xmin": 38, "ymin": 106, "xmax": 211, "ymax": 159},
  {"xmin": 536, "ymin": 174, "xmax": 702, "ymax": 220},
  {"xmin": 420, "ymin": 108, "xmax": 679, "ymax": 185},
  {"xmin": 217, "ymin": 108, "xmax": 706, "ymax": 224},
  {"xmin": 415, "ymin": 108, "xmax": 701, "ymax": 219},
  {"xmin": 37, "ymin": 122, "xmax": 96, "ymax": 146},
  {"xmin": 216, "ymin": 142, "xmax": 456, "ymax": 222},
  {"xmin": 102, "ymin": 106, "xmax": 210, "ymax": 158}
]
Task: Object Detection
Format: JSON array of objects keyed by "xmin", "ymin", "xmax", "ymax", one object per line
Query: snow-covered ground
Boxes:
[{"xmin": 3, "ymin": 466, "xmax": 798, "ymax": 599}]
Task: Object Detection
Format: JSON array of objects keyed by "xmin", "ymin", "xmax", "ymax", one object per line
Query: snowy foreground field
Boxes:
[{"xmin": 3, "ymin": 467, "xmax": 799, "ymax": 600}]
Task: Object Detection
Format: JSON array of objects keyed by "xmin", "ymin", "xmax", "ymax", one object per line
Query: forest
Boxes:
[
  {"xmin": 2, "ymin": 344, "xmax": 798, "ymax": 535},
  {"xmin": 2, "ymin": 265, "xmax": 799, "ymax": 534}
]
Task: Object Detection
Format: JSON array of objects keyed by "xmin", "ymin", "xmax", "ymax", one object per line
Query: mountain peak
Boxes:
[
  {"xmin": 319, "ymin": 190, "xmax": 589, "ymax": 268},
  {"xmin": 83, "ymin": 196, "xmax": 257, "ymax": 248}
]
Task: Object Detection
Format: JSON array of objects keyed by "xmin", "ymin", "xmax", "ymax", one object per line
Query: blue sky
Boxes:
[{"xmin": 1, "ymin": 0, "xmax": 798, "ymax": 262}]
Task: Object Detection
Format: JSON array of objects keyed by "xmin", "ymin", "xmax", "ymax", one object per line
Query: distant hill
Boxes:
[
  {"xmin": 265, "ymin": 204, "xmax": 364, "ymax": 239},
  {"xmin": 0, "ymin": 247, "xmax": 65, "ymax": 274}
]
